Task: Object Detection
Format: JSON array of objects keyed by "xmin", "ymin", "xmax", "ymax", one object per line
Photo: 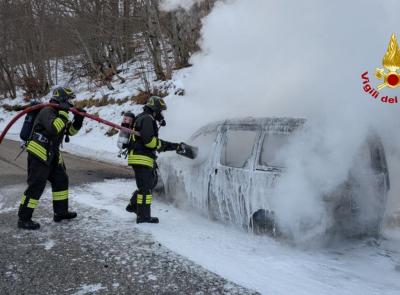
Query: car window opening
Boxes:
[
  {"xmin": 221, "ymin": 130, "xmax": 258, "ymax": 168},
  {"xmin": 259, "ymin": 133, "xmax": 290, "ymax": 168}
]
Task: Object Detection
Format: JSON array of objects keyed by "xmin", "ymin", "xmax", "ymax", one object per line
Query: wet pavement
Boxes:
[{"xmin": 0, "ymin": 139, "xmax": 258, "ymax": 295}]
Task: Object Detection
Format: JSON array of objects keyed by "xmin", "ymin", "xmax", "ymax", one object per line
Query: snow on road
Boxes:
[{"xmin": 71, "ymin": 179, "xmax": 400, "ymax": 295}]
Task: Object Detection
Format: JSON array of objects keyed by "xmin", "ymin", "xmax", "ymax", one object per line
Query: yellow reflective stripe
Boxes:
[
  {"xmin": 27, "ymin": 146, "xmax": 47, "ymax": 161},
  {"xmin": 27, "ymin": 141, "xmax": 47, "ymax": 161},
  {"xmin": 28, "ymin": 141, "xmax": 47, "ymax": 155},
  {"xmin": 64, "ymin": 88, "xmax": 73, "ymax": 95},
  {"xmin": 52, "ymin": 190, "xmax": 69, "ymax": 201},
  {"xmin": 145, "ymin": 137, "xmax": 158, "ymax": 149},
  {"xmin": 129, "ymin": 154, "xmax": 154, "ymax": 163},
  {"xmin": 27, "ymin": 198, "xmax": 39, "ymax": 209},
  {"xmin": 54, "ymin": 118, "xmax": 65, "ymax": 130},
  {"xmin": 157, "ymin": 139, "xmax": 162, "ymax": 150},
  {"xmin": 69, "ymin": 124, "xmax": 78, "ymax": 135},
  {"xmin": 21, "ymin": 195, "xmax": 26, "ymax": 205},
  {"xmin": 58, "ymin": 111, "xmax": 69, "ymax": 120},
  {"xmin": 128, "ymin": 154, "xmax": 154, "ymax": 168},
  {"xmin": 145, "ymin": 194, "xmax": 152, "ymax": 205},
  {"xmin": 53, "ymin": 190, "xmax": 68, "ymax": 197},
  {"xmin": 137, "ymin": 194, "xmax": 143, "ymax": 205},
  {"xmin": 53, "ymin": 118, "xmax": 65, "ymax": 133},
  {"xmin": 128, "ymin": 160, "xmax": 154, "ymax": 168},
  {"xmin": 137, "ymin": 194, "xmax": 152, "ymax": 205},
  {"xmin": 59, "ymin": 154, "xmax": 63, "ymax": 164}
]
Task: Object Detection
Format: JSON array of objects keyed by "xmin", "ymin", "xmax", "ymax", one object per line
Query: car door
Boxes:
[
  {"xmin": 207, "ymin": 125, "xmax": 261, "ymax": 227},
  {"xmin": 250, "ymin": 131, "xmax": 292, "ymax": 216}
]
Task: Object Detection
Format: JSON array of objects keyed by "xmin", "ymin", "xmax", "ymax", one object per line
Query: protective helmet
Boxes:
[
  {"xmin": 52, "ymin": 87, "xmax": 76, "ymax": 103},
  {"xmin": 145, "ymin": 96, "xmax": 167, "ymax": 113},
  {"xmin": 123, "ymin": 111, "xmax": 135, "ymax": 120}
]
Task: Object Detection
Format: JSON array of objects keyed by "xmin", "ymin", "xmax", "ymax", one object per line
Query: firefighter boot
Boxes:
[
  {"xmin": 18, "ymin": 219, "xmax": 40, "ymax": 230},
  {"xmin": 126, "ymin": 192, "xmax": 138, "ymax": 213},
  {"xmin": 136, "ymin": 203, "xmax": 159, "ymax": 224},
  {"xmin": 18, "ymin": 204, "xmax": 40, "ymax": 230},
  {"xmin": 54, "ymin": 211, "xmax": 77, "ymax": 222},
  {"xmin": 126, "ymin": 203, "xmax": 137, "ymax": 213},
  {"xmin": 137, "ymin": 216, "xmax": 159, "ymax": 224}
]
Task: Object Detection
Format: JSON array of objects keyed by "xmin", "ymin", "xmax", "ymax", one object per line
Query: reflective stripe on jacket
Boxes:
[
  {"xmin": 127, "ymin": 110, "xmax": 158, "ymax": 168},
  {"xmin": 26, "ymin": 106, "xmax": 82, "ymax": 164}
]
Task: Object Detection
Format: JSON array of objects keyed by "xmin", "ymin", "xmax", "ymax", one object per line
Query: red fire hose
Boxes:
[{"xmin": 0, "ymin": 103, "xmax": 139, "ymax": 144}]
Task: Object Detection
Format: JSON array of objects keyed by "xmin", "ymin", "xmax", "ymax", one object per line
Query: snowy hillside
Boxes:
[{"xmin": 0, "ymin": 61, "xmax": 191, "ymax": 164}]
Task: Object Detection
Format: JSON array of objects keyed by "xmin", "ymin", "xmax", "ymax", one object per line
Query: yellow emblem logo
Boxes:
[
  {"xmin": 361, "ymin": 34, "xmax": 399, "ymax": 104},
  {"xmin": 375, "ymin": 34, "xmax": 400, "ymax": 90}
]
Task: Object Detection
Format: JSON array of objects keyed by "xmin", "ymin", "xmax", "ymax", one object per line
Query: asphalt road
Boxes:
[
  {"xmin": 0, "ymin": 139, "xmax": 257, "ymax": 295},
  {"xmin": 0, "ymin": 138, "xmax": 133, "ymax": 187}
]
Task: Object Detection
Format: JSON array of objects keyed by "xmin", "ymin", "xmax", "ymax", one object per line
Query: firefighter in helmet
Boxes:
[
  {"xmin": 17, "ymin": 87, "xmax": 85, "ymax": 230},
  {"xmin": 126, "ymin": 96, "xmax": 181, "ymax": 223}
]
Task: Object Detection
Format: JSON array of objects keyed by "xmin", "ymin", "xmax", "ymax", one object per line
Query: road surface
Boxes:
[{"xmin": 0, "ymin": 139, "xmax": 257, "ymax": 295}]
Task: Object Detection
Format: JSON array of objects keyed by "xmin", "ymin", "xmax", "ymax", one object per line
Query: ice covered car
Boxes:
[{"xmin": 158, "ymin": 118, "xmax": 390, "ymax": 238}]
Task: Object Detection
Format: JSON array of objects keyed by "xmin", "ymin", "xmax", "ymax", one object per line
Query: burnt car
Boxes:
[{"xmin": 158, "ymin": 118, "xmax": 390, "ymax": 238}]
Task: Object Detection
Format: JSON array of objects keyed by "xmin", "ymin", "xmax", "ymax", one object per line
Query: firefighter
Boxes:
[
  {"xmin": 17, "ymin": 87, "xmax": 85, "ymax": 230},
  {"xmin": 125, "ymin": 96, "xmax": 181, "ymax": 223}
]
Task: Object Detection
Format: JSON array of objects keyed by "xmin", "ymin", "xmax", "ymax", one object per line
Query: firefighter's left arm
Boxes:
[
  {"xmin": 141, "ymin": 116, "xmax": 159, "ymax": 149},
  {"xmin": 67, "ymin": 109, "xmax": 85, "ymax": 136},
  {"xmin": 157, "ymin": 139, "xmax": 179, "ymax": 153},
  {"xmin": 141, "ymin": 116, "xmax": 179, "ymax": 152}
]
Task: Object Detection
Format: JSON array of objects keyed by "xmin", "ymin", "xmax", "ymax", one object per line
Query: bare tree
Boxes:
[{"xmin": 0, "ymin": 0, "xmax": 216, "ymax": 99}]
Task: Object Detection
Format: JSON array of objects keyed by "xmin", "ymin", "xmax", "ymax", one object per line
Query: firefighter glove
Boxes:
[{"xmin": 73, "ymin": 108, "xmax": 86, "ymax": 123}]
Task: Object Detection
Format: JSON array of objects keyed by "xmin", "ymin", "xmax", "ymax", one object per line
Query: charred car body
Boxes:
[{"xmin": 158, "ymin": 118, "xmax": 390, "ymax": 238}]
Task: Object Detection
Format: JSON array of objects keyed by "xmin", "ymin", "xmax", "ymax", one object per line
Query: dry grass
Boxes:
[
  {"xmin": 2, "ymin": 104, "xmax": 25, "ymax": 111},
  {"xmin": 1, "ymin": 85, "xmax": 174, "ymax": 113},
  {"xmin": 132, "ymin": 91, "xmax": 151, "ymax": 104},
  {"xmin": 132, "ymin": 87, "xmax": 168, "ymax": 104},
  {"xmin": 73, "ymin": 96, "xmax": 133, "ymax": 109}
]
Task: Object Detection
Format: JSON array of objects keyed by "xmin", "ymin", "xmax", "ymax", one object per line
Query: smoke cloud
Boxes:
[{"xmin": 162, "ymin": 0, "xmax": 400, "ymax": 242}]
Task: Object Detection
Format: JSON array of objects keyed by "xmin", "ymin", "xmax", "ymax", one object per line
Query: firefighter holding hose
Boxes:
[
  {"xmin": 125, "ymin": 96, "xmax": 184, "ymax": 223},
  {"xmin": 17, "ymin": 87, "xmax": 85, "ymax": 230}
]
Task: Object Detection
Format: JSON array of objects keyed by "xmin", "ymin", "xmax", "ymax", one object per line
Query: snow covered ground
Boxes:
[{"xmin": 68, "ymin": 179, "xmax": 400, "ymax": 295}]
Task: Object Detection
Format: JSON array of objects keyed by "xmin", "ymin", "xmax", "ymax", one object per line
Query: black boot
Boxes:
[
  {"xmin": 137, "ymin": 216, "xmax": 159, "ymax": 224},
  {"xmin": 126, "ymin": 191, "xmax": 138, "ymax": 213},
  {"xmin": 18, "ymin": 219, "xmax": 40, "ymax": 230},
  {"xmin": 54, "ymin": 211, "xmax": 77, "ymax": 222},
  {"xmin": 126, "ymin": 203, "xmax": 137, "ymax": 213}
]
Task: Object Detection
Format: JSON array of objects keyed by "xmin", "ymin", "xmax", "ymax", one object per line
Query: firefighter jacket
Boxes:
[
  {"xmin": 26, "ymin": 107, "xmax": 83, "ymax": 164},
  {"xmin": 128, "ymin": 109, "xmax": 178, "ymax": 168}
]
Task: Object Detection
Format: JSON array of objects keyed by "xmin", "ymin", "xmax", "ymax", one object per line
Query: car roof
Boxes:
[{"xmin": 191, "ymin": 117, "xmax": 306, "ymax": 138}]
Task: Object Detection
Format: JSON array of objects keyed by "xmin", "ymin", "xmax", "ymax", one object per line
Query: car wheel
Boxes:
[{"xmin": 250, "ymin": 209, "xmax": 277, "ymax": 236}]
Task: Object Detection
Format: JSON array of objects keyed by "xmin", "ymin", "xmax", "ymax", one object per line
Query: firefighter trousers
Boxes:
[
  {"xmin": 129, "ymin": 165, "xmax": 157, "ymax": 219},
  {"xmin": 18, "ymin": 153, "xmax": 69, "ymax": 221}
]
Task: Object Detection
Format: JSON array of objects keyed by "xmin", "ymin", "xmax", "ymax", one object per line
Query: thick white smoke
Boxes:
[{"xmin": 161, "ymin": 0, "xmax": 400, "ymax": 242}]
